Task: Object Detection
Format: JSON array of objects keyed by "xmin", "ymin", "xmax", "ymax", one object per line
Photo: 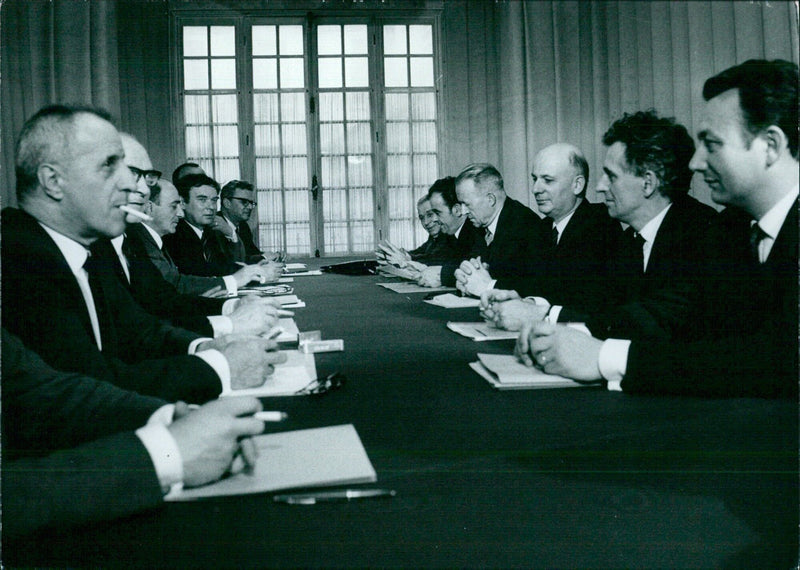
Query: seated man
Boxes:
[
  {"xmin": 484, "ymin": 111, "xmax": 716, "ymax": 341},
  {"xmin": 376, "ymin": 193, "xmax": 455, "ymax": 269},
  {"xmin": 517, "ymin": 59, "xmax": 798, "ymax": 399},
  {"xmin": 2, "ymin": 329, "xmax": 267, "ymax": 541},
  {"xmin": 213, "ymin": 179, "xmax": 285, "ymax": 265}
]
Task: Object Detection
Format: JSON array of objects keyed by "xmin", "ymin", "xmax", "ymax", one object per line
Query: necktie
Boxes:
[
  {"xmin": 81, "ymin": 253, "xmax": 104, "ymax": 350},
  {"xmin": 749, "ymin": 222, "xmax": 768, "ymax": 264},
  {"xmin": 201, "ymin": 230, "xmax": 214, "ymax": 262},
  {"xmin": 550, "ymin": 224, "xmax": 559, "ymax": 246},
  {"xmin": 161, "ymin": 243, "xmax": 176, "ymax": 266},
  {"xmin": 485, "ymin": 228, "xmax": 494, "ymax": 246},
  {"xmin": 624, "ymin": 228, "xmax": 645, "ymax": 274}
]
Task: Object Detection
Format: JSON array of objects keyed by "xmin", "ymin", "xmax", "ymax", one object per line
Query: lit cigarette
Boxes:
[{"xmin": 120, "ymin": 205, "xmax": 152, "ymax": 221}]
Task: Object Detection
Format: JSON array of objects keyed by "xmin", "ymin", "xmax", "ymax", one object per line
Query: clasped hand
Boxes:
[
  {"xmin": 454, "ymin": 257, "xmax": 493, "ymax": 297},
  {"xmin": 515, "ymin": 321, "xmax": 603, "ymax": 381},
  {"xmin": 480, "ymin": 289, "xmax": 549, "ymax": 331}
]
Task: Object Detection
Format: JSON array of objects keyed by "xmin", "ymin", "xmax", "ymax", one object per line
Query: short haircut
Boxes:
[
  {"xmin": 175, "ymin": 173, "xmax": 220, "ymax": 202},
  {"xmin": 172, "ymin": 162, "xmax": 202, "ymax": 184},
  {"xmin": 149, "ymin": 181, "xmax": 164, "ymax": 204},
  {"xmin": 416, "ymin": 195, "xmax": 430, "ymax": 207},
  {"xmin": 602, "ymin": 110, "xmax": 694, "ymax": 199},
  {"xmin": 427, "ymin": 176, "xmax": 458, "ymax": 209},
  {"xmin": 567, "ymin": 148, "xmax": 589, "ymax": 198},
  {"xmin": 703, "ymin": 59, "xmax": 798, "ymax": 159},
  {"xmin": 454, "ymin": 163, "xmax": 504, "ymax": 194},
  {"xmin": 221, "ymin": 180, "xmax": 254, "ymax": 200},
  {"xmin": 15, "ymin": 104, "xmax": 115, "ymax": 201}
]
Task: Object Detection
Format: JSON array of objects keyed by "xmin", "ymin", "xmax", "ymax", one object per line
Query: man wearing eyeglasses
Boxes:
[{"xmin": 214, "ymin": 180, "xmax": 275, "ymax": 265}]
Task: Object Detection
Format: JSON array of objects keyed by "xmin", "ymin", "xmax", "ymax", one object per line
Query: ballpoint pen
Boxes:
[{"xmin": 273, "ymin": 489, "xmax": 396, "ymax": 504}]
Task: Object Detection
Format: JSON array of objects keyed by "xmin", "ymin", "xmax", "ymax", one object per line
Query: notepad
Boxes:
[
  {"xmin": 272, "ymin": 318, "xmax": 300, "ymax": 342},
  {"xmin": 378, "ymin": 282, "xmax": 455, "ymax": 294},
  {"xmin": 225, "ymin": 350, "xmax": 317, "ymax": 397},
  {"xmin": 166, "ymin": 424, "xmax": 377, "ymax": 501},
  {"xmin": 424, "ymin": 293, "xmax": 481, "ymax": 308},
  {"xmin": 447, "ymin": 321, "xmax": 519, "ymax": 341},
  {"xmin": 470, "ymin": 353, "xmax": 600, "ymax": 389}
]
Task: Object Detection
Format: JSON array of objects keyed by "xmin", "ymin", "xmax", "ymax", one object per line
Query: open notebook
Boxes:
[
  {"xmin": 223, "ymin": 350, "xmax": 317, "ymax": 397},
  {"xmin": 470, "ymin": 353, "xmax": 603, "ymax": 390},
  {"xmin": 166, "ymin": 424, "xmax": 377, "ymax": 501}
]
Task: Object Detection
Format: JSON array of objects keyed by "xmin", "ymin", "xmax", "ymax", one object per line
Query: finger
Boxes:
[
  {"xmin": 231, "ymin": 416, "xmax": 267, "ymax": 438},
  {"xmin": 531, "ymin": 320, "xmax": 557, "ymax": 337},
  {"xmin": 173, "ymin": 401, "xmax": 193, "ymax": 420},
  {"xmin": 211, "ymin": 396, "xmax": 263, "ymax": 416},
  {"xmin": 238, "ymin": 437, "xmax": 259, "ymax": 474},
  {"xmin": 266, "ymin": 351, "xmax": 288, "ymax": 364},
  {"xmin": 473, "ymin": 256, "xmax": 482, "ymax": 269}
]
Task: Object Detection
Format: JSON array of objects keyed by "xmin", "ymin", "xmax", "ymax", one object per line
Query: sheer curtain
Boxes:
[{"xmin": 1, "ymin": 0, "xmax": 121, "ymax": 208}]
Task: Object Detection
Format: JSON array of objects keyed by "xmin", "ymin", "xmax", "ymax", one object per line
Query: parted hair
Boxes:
[
  {"xmin": 427, "ymin": 176, "xmax": 457, "ymax": 208},
  {"xmin": 175, "ymin": 173, "xmax": 220, "ymax": 202},
  {"xmin": 454, "ymin": 163, "xmax": 504, "ymax": 195}
]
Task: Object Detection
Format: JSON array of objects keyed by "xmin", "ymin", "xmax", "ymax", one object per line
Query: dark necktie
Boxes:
[
  {"xmin": 484, "ymin": 228, "xmax": 494, "ymax": 246},
  {"xmin": 624, "ymin": 228, "xmax": 645, "ymax": 274},
  {"xmin": 749, "ymin": 222, "xmax": 768, "ymax": 264},
  {"xmin": 83, "ymin": 252, "xmax": 109, "ymax": 348},
  {"xmin": 201, "ymin": 230, "xmax": 214, "ymax": 262},
  {"xmin": 550, "ymin": 224, "xmax": 559, "ymax": 247}
]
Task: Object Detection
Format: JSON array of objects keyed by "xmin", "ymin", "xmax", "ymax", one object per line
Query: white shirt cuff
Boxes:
[
  {"xmin": 187, "ymin": 337, "xmax": 213, "ymax": 354},
  {"xmin": 222, "ymin": 275, "xmax": 238, "ymax": 295},
  {"xmin": 194, "ymin": 349, "xmax": 232, "ymax": 394},
  {"xmin": 135, "ymin": 405, "xmax": 184, "ymax": 496},
  {"xmin": 207, "ymin": 315, "xmax": 234, "ymax": 337},
  {"xmin": 598, "ymin": 338, "xmax": 631, "ymax": 391}
]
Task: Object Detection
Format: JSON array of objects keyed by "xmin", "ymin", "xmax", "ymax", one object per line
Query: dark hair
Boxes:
[
  {"xmin": 172, "ymin": 162, "xmax": 203, "ymax": 184},
  {"xmin": 221, "ymin": 180, "xmax": 254, "ymax": 200},
  {"xmin": 15, "ymin": 104, "xmax": 115, "ymax": 201},
  {"xmin": 602, "ymin": 110, "xmax": 694, "ymax": 199},
  {"xmin": 427, "ymin": 176, "xmax": 458, "ymax": 208},
  {"xmin": 175, "ymin": 173, "xmax": 220, "ymax": 202},
  {"xmin": 149, "ymin": 182, "xmax": 164, "ymax": 204},
  {"xmin": 703, "ymin": 59, "xmax": 798, "ymax": 159},
  {"xmin": 454, "ymin": 163, "xmax": 504, "ymax": 194}
]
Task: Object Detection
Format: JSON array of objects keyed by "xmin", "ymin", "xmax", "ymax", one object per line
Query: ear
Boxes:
[
  {"xmin": 37, "ymin": 164, "xmax": 65, "ymax": 200},
  {"xmin": 641, "ymin": 171, "xmax": 659, "ymax": 198},
  {"xmin": 452, "ymin": 203, "xmax": 462, "ymax": 216},
  {"xmin": 571, "ymin": 175, "xmax": 585, "ymax": 196},
  {"xmin": 487, "ymin": 192, "xmax": 497, "ymax": 207},
  {"xmin": 762, "ymin": 125, "xmax": 788, "ymax": 168}
]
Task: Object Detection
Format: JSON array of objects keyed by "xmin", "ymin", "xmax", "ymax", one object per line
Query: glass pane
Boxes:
[
  {"xmin": 389, "ymin": 188, "xmax": 413, "ymax": 218},
  {"xmin": 351, "ymin": 222, "xmax": 373, "ymax": 252},
  {"xmin": 213, "ymin": 125, "xmax": 239, "ymax": 157},
  {"xmin": 185, "ymin": 126, "xmax": 211, "ymax": 157},
  {"xmin": 320, "ymin": 123, "xmax": 345, "ymax": 155},
  {"xmin": 350, "ymin": 187, "xmax": 373, "ymax": 219},
  {"xmin": 284, "ymin": 190, "xmax": 309, "ymax": 220},
  {"xmin": 346, "ymin": 123, "xmax": 371, "ymax": 154},
  {"xmin": 256, "ymin": 158, "xmax": 282, "ymax": 187},
  {"xmin": 253, "ymin": 93, "xmax": 279, "ymax": 123},
  {"xmin": 184, "ymin": 95, "xmax": 209, "ymax": 123},
  {"xmin": 252, "ymin": 25, "xmax": 277, "ymax": 56},
  {"xmin": 286, "ymin": 224, "xmax": 310, "ymax": 254},
  {"xmin": 344, "ymin": 25, "xmax": 367, "ymax": 54},
  {"xmin": 253, "ymin": 58, "xmax": 278, "ymax": 90},
  {"xmin": 214, "ymin": 158, "xmax": 240, "ymax": 183},
  {"xmin": 345, "ymin": 92, "xmax": 370, "ymax": 121},
  {"xmin": 283, "ymin": 157, "xmax": 308, "ymax": 187},
  {"xmin": 411, "ymin": 93, "xmax": 436, "ymax": 120},
  {"xmin": 387, "ymin": 155, "xmax": 411, "ymax": 186},
  {"xmin": 324, "ymin": 189, "xmax": 347, "ymax": 220},
  {"xmin": 412, "ymin": 122, "xmax": 437, "ymax": 153},
  {"xmin": 184, "ymin": 60, "xmax": 209, "ymax": 90},
  {"xmin": 318, "ymin": 58, "xmax": 342, "ymax": 89},
  {"xmin": 212, "ymin": 94, "xmax": 238, "ymax": 122},
  {"xmin": 279, "ymin": 25, "xmax": 303, "ymax": 55},
  {"xmin": 280, "ymin": 58, "xmax": 305, "ymax": 89},
  {"xmin": 413, "ymin": 154, "xmax": 437, "ymax": 184},
  {"xmin": 344, "ymin": 57, "xmax": 368, "ymax": 87},
  {"xmin": 211, "ymin": 59, "xmax": 236, "ymax": 89},
  {"xmin": 409, "ymin": 25, "xmax": 433, "ymax": 54},
  {"xmin": 281, "ymin": 124, "xmax": 307, "ymax": 155},
  {"xmin": 385, "ymin": 93, "xmax": 409, "ymax": 120},
  {"xmin": 317, "ymin": 25, "xmax": 342, "ymax": 56},
  {"xmin": 210, "ymin": 26, "xmax": 235, "ymax": 56},
  {"xmin": 281, "ymin": 93, "xmax": 306, "ymax": 122},
  {"xmin": 384, "ymin": 25, "xmax": 407, "ymax": 55},
  {"xmin": 183, "ymin": 26, "xmax": 207, "ymax": 57},
  {"xmin": 321, "ymin": 156, "xmax": 346, "ymax": 187},
  {"xmin": 319, "ymin": 93, "xmax": 343, "ymax": 121},
  {"xmin": 324, "ymin": 222, "xmax": 348, "ymax": 254},
  {"xmin": 410, "ymin": 57, "xmax": 434, "ymax": 87},
  {"xmin": 348, "ymin": 157, "xmax": 372, "ymax": 187},
  {"xmin": 390, "ymin": 219, "xmax": 414, "ymax": 249},
  {"xmin": 384, "ymin": 57, "xmax": 408, "ymax": 87},
  {"xmin": 254, "ymin": 124, "xmax": 280, "ymax": 156},
  {"xmin": 386, "ymin": 122, "xmax": 410, "ymax": 153}
]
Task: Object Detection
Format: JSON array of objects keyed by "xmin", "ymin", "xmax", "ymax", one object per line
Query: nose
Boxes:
[
  {"xmin": 176, "ymin": 203, "xmax": 185, "ymax": 218},
  {"xmin": 688, "ymin": 147, "xmax": 706, "ymax": 173},
  {"xmin": 118, "ymin": 164, "xmax": 137, "ymax": 192},
  {"xmin": 596, "ymin": 173, "xmax": 609, "ymax": 193}
]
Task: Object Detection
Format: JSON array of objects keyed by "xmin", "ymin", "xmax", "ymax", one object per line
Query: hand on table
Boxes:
[
  {"xmin": 416, "ymin": 265, "xmax": 442, "ymax": 288},
  {"xmin": 197, "ymin": 335, "xmax": 287, "ymax": 389},
  {"xmin": 454, "ymin": 257, "xmax": 493, "ymax": 297},
  {"xmin": 515, "ymin": 321, "xmax": 603, "ymax": 381},
  {"xmin": 227, "ymin": 297, "xmax": 281, "ymax": 335},
  {"xmin": 480, "ymin": 290, "xmax": 547, "ymax": 331}
]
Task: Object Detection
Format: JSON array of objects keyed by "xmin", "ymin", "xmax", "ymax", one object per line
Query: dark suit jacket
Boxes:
[
  {"xmin": 163, "ymin": 219, "xmax": 239, "ymax": 277},
  {"xmin": 1, "ymin": 208, "xmax": 224, "ymax": 403},
  {"xmin": 215, "ymin": 212, "xmax": 264, "ymax": 264},
  {"xmin": 441, "ymin": 199, "xmax": 547, "ymax": 287},
  {"xmin": 560, "ymin": 195, "xmax": 717, "ymax": 340},
  {"xmin": 2, "ymin": 330, "xmax": 165, "ymax": 540},
  {"xmin": 622, "ymin": 200, "xmax": 798, "ymax": 398},
  {"xmin": 92, "ymin": 233, "xmax": 225, "ymax": 336},
  {"xmin": 126, "ymin": 223, "xmax": 226, "ymax": 295},
  {"xmin": 439, "ymin": 219, "xmax": 485, "ymax": 286},
  {"xmin": 508, "ymin": 200, "xmax": 622, "ymax": 310},
  {"xmin": 408, "ymin": 232, "xmax": 458, "ymax": 265}
]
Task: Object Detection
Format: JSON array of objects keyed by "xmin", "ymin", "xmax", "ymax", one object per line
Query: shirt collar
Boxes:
[
  {"xmin": 185, "ymin": 220, "xmax": 205, "ymax": 239},
  {"xmin": 485, "ymin": 201, "xmax": 504, "ymax": 236},
  {"xmin": 755, "ymin": 185, "xmax": 799, "ymax": 240},
  {"xmin": 454, "ymin": 218, "xmax": 467, "ymax": 238},
  {"xmin": 142, "ymin": 222, "xmax": 164, "ymax": 249},
  {"xmin": 638, "ymin": 203, "xmax": 672, "ymax": 244},
  {"xmin": 552, "ymin": 203, "xmax": 580, "ymax": 237},
  {"xmin": 38, "ymin": 223, "xmax": 90, "ymax": 275}
]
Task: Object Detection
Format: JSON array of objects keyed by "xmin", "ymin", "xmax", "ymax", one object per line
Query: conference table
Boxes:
[{"xmin": 12, "ymin": 262, "xmax": 798, "ymax": 568}]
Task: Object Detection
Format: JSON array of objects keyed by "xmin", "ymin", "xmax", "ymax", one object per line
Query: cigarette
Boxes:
[{"xmin": 120, "ymin": 205, "xmax": 152, "ymax": 221}]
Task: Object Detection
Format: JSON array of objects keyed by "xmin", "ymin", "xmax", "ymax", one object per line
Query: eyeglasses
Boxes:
[
  {"xmin": 129, "ymin": 166, "xmax": 162, "ymax": 186},
  {"xmin": 231, "ymin": 197, "xmax": 256, "ymax": 208},
  {"xmin": 294, "ymin": 372, "xmax": 347, "ymax": 396}
]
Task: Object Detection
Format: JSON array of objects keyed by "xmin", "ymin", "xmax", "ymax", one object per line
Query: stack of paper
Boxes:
[
  {"xmin": 424, "ymin": 293, "xmax": 481, "ymax": 308},
  {"xmin": 470, "ymin": 353, "xmax": 598, "ymax": 389},
  {"xmin": 273, "ymin": 318, "xmax": 300, "ymax": 342},
  {"xmin": 447, "ymin": 321, "xmax": 519, "ymax": 341},
  {"xmin": 225, "ymin": 349, "xmax": 317, "ymax": 397},
  {"xmin": 273, "ymin": 294, "xmax": 306, "ymax": 308},
  {"xmin": 378, "ymin": 282, "xmax": 454, "ymax": 294},
  {"xmin": 166, "ymin": 424, "xmax": 377, "ymax": 501}
]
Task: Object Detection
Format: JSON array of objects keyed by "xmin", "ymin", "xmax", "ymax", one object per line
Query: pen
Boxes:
[
  {"xmin": 120, "ymin": 205, "xmax": 153, "ymax": 221},
  {"xmin": 253, "ymin": 411, "xmax": 288, "ymax": 422},
  {"xmin": 273, "ymin": 489, "xmax": 396, "ymax": 504}
]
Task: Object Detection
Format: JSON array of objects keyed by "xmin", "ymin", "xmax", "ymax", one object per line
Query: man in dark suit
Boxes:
[
  {"xmin": 2, "ymin": 329, "xmax": 267, "ymax": 541},
  {"xmin": 485, "ymin": 113, "xmax": 716, "ymax": 340},
  {"xmin": 452, "ymin": 163, "xmax": 548, "ymax": 293},
  {"xmin": 2, "ymin": 105, "xmax": 285, "ymax": 403},
  {"xmin": 520, "ymin": 59, "xmax": 798, "ymax": 399}
]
